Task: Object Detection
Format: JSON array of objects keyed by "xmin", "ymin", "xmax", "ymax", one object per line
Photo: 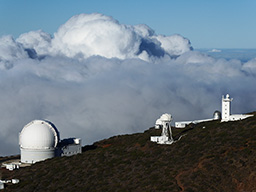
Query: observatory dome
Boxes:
[
  {"xmin": 155, "ymin": 118, "xmax": 162, "ymax": 129},
  {"xmin": 213, "ymin": 111, "xmax": 221, "ymax": 120},
  {"xmin": 155, "ymin": 118, "xmax": 162, "ymax": 125},
  {"xmin": 160, "ymin": 113, "xmax": 172, "ymax": 122},
  {"xmin": 19, "ymin": 120, "xmax": 60, "ymax": 150}
]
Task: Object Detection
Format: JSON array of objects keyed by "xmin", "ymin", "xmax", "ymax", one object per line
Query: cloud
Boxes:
[
  {"xmin": 0, "ymin": 13, "xmax": 256, "ymax": 156},
  {"xmin": 155, "ymin": 34, "xmax": 193, "ymax": 57},
  {"xmin": 242, "ymin": 58, "xmax": 256, "ymax": 76},
  {"xmin": 50, "ymin": 13, "xmax": 140, "ymax": 59},
  {"xmin": 36, "ymin": 13, "xmax": 192, "ymax": 60},
  {"xmin": 16, "ymin": 30, "xmax": 52, "ymax": 57},
  {"xmin": 0, "ymin": 35, "xmax": 28, "ymax": 69}
]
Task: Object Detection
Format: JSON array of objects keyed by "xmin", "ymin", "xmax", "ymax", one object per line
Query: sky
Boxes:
[
  {"xmin": 0, "ymin": 0, "xmax": 256, "ymax": 48},
  {"xmin": 0, "ymin": 1, "xmax": 256, "ymax": 156}
]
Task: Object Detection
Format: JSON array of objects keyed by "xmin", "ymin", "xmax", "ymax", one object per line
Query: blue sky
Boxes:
[{"xmin": 0, "ymin": 0, "xmax": 256, "ymax": 48}]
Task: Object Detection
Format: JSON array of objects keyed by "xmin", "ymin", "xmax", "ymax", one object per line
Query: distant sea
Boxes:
[{"xmin": 196, "ymin": 49, "xmax": 256, "ymax": 62}]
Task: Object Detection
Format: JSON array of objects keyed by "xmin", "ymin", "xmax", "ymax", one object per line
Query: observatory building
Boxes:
[
  {"xmin": 175, "ymin": 94, "xmax": 253, "ymax": 128},
  {"xmin": 221, "ymin": 94, "xmax": 253, "ymax": 122},
  {"xmin": 175, "ymin": 111, "xmax": 221, "ymax": 128},
  {"xmin": 19, "ymin": 120, "xmax": 82, "ymax": 164},
  {"xmin": 150, "ymin": 113, "xmax": 174, "ymax": 145}
]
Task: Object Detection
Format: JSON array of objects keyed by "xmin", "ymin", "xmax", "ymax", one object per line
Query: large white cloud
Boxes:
[
  {"xmin": 17, "ymin": 13, "xmax": 191, "ymax": 60},
  {"xmin": 155, "ymin": 34, "xmax": 192, "ymax": 57},
  {"xmin": 17, "ymin": 30, "xmax": 52, "ymax": 56},
  {"xmin": 51, "ymin": 13, "xmax": 140, "ymax": 59},
  {"xmin": 0, "ymin": 13, "xmax": 255, "ymax": 156}
]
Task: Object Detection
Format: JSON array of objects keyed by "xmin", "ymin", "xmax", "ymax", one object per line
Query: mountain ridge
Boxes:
[{"xmin": 2, "ymin": 111, "xmax": 256, "ymax": 191}]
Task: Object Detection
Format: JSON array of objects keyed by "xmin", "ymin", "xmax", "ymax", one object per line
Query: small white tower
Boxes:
[
  {"xmin": 221, "ymin": 94, "xmax": 233, "ymax": 122},
  {"xmin": 221, "ymin": 94, "xmax": 254, "ymax": 122},
  {"xmin": 150, "ymin": 113, "xmax": 174, "ymax": 145}
]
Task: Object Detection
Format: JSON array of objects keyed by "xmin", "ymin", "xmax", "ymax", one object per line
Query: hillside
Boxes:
[{"xmin": 2, "ymin": 112, "xmax": 256, "ymax": 192}]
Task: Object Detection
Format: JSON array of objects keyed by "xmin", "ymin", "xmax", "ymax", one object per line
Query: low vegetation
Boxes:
[{"xmin": 2, "ymin": 112, "xmax": 256, "ymax": 191}]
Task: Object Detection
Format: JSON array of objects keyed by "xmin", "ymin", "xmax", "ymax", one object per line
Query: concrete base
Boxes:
[{"xmin": 20, "ymin": 148, "xmax": 56, "ymax": 164}]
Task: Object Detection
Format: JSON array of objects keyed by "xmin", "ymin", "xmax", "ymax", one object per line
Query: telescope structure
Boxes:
[{"xmin": 150, "ymin": 113, "xmax": 174, "ymax": 145}]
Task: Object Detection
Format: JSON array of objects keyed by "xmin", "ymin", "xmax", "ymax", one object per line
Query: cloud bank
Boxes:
[
  {"xmin": 16, "ymin": 13, "xmax": 193, "ymax": 61},
  {"xmin": 0, "ymin": 13, "xmax": 255, "ymax": 155}
]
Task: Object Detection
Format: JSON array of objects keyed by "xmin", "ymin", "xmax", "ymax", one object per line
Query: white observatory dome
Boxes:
[
  {"xmin": 213, "ymin": 111, "xmax": 221, "ymax": 120},
  {"xmin": 19, "ymin": 120, "xmax": 60, "ymax": 150},
  {"xmin": 155, "ymin": 118, "xmax": 162, "ymax": 129},
  {"xmin": 160, "ymin": 113, "xmax": 172, "ymax": 122}
]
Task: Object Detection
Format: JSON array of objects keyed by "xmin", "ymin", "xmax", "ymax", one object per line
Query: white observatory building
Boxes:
[
  {"xmin": 19, "ymin": 120, "xmax": 82, "ymax": 164},
  {"xmin": 175, "ymin": 111, "xmax": 221, "ymax": 128},
  {"xmin": 221, "ymin": 94, "xmax": 253, "ymax": 122},
  {"xmin": 150, "ymin": 113, "xmax": 174, "ymax": 145},
  {"xmin": 175, "ymin": 94, "xmax": 254, "ymax": 128}
]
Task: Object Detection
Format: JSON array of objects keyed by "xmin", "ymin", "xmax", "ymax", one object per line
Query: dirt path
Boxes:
[
  {"xmin": 175, "ymin": 171, "xmax": 186, "ymax": 192},
  {"xmin": 175, "ymin": 157, "xmax": 213, "ymax": 192}
]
